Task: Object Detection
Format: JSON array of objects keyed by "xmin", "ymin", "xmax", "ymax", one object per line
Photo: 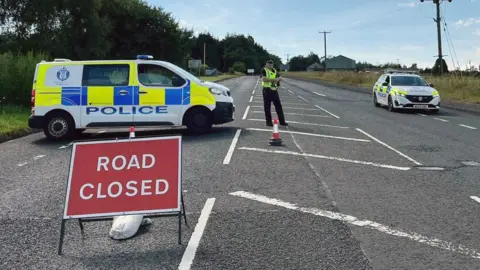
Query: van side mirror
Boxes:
[
  {"xmin": 382, "ymin": 82, "xmax": 388, "ymax": 86},
  {"xmin": 429, "ymin": 83, "xmax": 434, "ymax": 87},
  {"xmin": 171, "ymin": 76, "xmax": 184, "ymax": 87}
]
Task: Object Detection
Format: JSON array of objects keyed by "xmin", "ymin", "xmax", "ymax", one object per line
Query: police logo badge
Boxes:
[
  {"xmin": 56, "ymin": 67, "xmax": 70, "ymax": 81},
  {"xmin": 419, "ymin": 97, "xmax": 423, "ymax": 101}
]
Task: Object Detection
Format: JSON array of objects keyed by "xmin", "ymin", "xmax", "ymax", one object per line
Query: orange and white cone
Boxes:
[
  {"xmin": 129, "ymin": 126, "xmax": 135, "ymax": 138},
  {"xmin": 269, "ymin": 118, "xmax": 282, "ymax": 146}
]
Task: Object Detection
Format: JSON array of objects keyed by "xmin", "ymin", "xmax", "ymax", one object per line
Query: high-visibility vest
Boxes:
[{"xmin": 261, "ymin": 67, "xmax": 278, "ymax": 90}]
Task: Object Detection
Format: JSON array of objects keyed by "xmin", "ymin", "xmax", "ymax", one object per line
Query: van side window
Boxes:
[
  {"xmin": 138, "ymin": 64, "xmax": 186, "ymax": 87},
  {"xmin": 82, "ymin": 64, "xmax": 130, "ymax": 86}
]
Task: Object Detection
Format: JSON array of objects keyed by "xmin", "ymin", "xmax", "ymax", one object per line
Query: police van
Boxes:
[{"xmin": 28, "ymin": 55, "xmax": 235, "ymax": 140}]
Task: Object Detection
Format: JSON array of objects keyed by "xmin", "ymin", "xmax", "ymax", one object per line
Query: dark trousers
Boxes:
[{"xmin": 262, "ymin": 87, "xmax": 286, "ymax": 124}]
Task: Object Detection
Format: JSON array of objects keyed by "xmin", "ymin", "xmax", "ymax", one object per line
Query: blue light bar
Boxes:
[{"xmin": 137, "ymin": 55, "xmax": 153, "ymax": 60}]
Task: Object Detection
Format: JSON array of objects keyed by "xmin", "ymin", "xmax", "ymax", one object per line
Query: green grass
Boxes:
[
  {"xmin": 283, "ymin": 71, "xmax": 480, "ymax": 104},
  {"xmin": 199, "ymin": 74, "xmax": 242, "ymax": 82},
  {"xmin": 0, "ymin": 105, "xmax": 32, "ymax": 142}
]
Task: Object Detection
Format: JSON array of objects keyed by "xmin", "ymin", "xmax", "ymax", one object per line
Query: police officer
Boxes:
[{"xmin": 261, "ymin": 60, "xmax": 288, "ymax": 126}]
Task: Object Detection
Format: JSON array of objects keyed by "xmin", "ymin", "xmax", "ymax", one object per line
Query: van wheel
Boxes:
[
  {"xmin": 185, "ymin": 107, "xmax": 213, "ymax": 134},
  {"xmin": 388, "ymin": 96, "xmax": 396, "ymax": 112},
  {"xmin": 373, "ymin": 93, "xmax": 380, "ymax": 107},
  {"xmin": 43, "ymin": 112, "xmax": 75, "ymax": 140}
]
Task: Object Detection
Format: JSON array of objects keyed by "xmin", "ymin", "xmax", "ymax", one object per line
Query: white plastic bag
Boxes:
[{"xmin": 109, "ymin": 215, "xmax": 152, "ymax": 240}]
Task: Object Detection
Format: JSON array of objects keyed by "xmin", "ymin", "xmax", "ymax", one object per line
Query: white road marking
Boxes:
[
  {"xmin": 17, "ymin": 162, "xmax": 28, "ymax": 167},
  {"xmin": 433, "ymin": 117, "xmax": 449, "ymax": 122},
  {"xmin": 239, "ymin": 147, "xmax": 411, "ymax": 171},
  {"xmin": 297, "ymin": 95, "xmax": 308, "ymax": 102},
  {"xmin": 470, "ymin": 196, "xmax": 480, "ymax": 204},
  {"xmin": 462, "ymin": 161, "xmax": 480, "ymax": 166},
  {"xmin": 33, "ymin": 155, "xmax": 46, "ymax": 160},
  {"xmin": 247, "ymin": 119, "xmax": 349, "ymax": 129},
  {"xmin": 417, "ymin": 166, "xmax": 445, "ymax": 171},
  {"xmin": 249, "ymin": 96, "xmax": 253, "ymax": 103},
  {"xmin": 250, "ymin": 111, "xmax": 331, "ymax": 118},
  {"xmin": 58, "ymin": 142, "xmax": 73, "ymax": 149},
  {"xmin": 230, "ymin": 191, "xmax": 480, "ymax": 260},
  {"xmin": 251, "ymin": 106, "xmax": 319, "ymax": 111},
  {"xmin": 314, "ymin": 92, "xmax": 326, "ymax": 97},
  {"xmin": 253, "ymin": 101, "xmax": 306, "ymax": 105},
  {"xmin": 246, "ymin": 128, "xmax": 370, "ymax": 142},
  {"xmin": 356, "ymin": 128, "xmax": 422, "ymax": 166},
  {"xmin": 417, "ymin": 113, "xmax": 426, "ymax": 116},
  {"xmin": 242, "ymin": 106, "xmax": 250, "ymax": 120},
  {"xmin": 223, "ymin": 129, "xmax": 242, "ymax": 165},
  {"xmin": 314, "ymin": 105, "xmax": 340, "ymax": 119},
  {"xmin": 178, "ymin": 198, "xmax": 216, "ymax": 270},
  {"xmin": 459, "ymin": 124, "xmax": 477, "ymax": 130},
  {"xmin": 252, "ymin": 90, "xmax": 255, "ymax": 95},
  {"xmin": 288, "ymin": 90, "xmax": 294, "ymax": 94}
]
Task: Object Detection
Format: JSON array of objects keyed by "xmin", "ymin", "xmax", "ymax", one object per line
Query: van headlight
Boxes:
[{"xmin": 209, "ymin": 87, "xmax": 226, "ymax": 96}]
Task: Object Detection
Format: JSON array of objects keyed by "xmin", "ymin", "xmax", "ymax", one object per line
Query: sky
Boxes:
[{"xmin": 151, "ymin": 0, "xmax": 480, "ymax": 70}]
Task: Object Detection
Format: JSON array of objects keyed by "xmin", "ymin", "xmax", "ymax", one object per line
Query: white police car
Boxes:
[{"xmin": 372, "ymin": 70, "xmax": 440, "ymax": 113}]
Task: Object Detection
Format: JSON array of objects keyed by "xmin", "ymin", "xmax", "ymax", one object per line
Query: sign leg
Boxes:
[
  {"xmin": 58, "ymin": 219, "xmax": 66, "ymax": 255},
  {"xmin": 181, "ymin": 195, "xmax": 188, "ymax": 227},
  {"xmin": 78, "ymin": 219, "xmax": 84, "ymax": 234},
  {"xmin": 178, "ymin": 211, "xmax": 182, "ymax": 245}
]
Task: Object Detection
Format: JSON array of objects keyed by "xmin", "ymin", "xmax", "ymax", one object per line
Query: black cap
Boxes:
[{"xmin": 266, "ymin": 60, "xmax": 274, "ymax": 64}]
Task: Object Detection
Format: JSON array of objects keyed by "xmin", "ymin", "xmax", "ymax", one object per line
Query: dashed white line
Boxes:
[
  {"xmin": 246, "ymin": 128, "xmax": 370, "ymax": 142},
  {"xmin": 297, "ymin": 95, "xmax": 308, "ymax": 102},
  {"xmin": 314, "ymin": 92, "xmax": 326, "ymax": 97},
  {"xmin": 417, "ymin": 113, "xmax": 426, "ymax": 116},
  {"xmin": 470, "ymin": 196, "xmax": 480, "ymax": 204},
  {"xmin": 251, "ymin": 106, "xmax": 319, "ymax": 111},
  {"xmin": 250, "ymin": 111, "xmax": 331, "ymax": 118},
  {"xmin": 242, "ymin": 106, "xmax": 250, "ymax": 120},
  {"xmin": 249, "ymin": 96, "xmax": 253, "ymax": 103},
  {"xmin": 230, "ymin": 191, "xmax": 480, "ymax": 260},
  {"xmin": 239, "ymin": 147, "xmax": 411, "ymax": 170},
  {"xmin": 459, "ymin": 124, "xmax": 477, "ymax": 130},
  {"xmin": 247, "ymin": 119, "xmax": 349, "ymax": 129},
  {"xmin": 314, "ymin": 105, "xmax": 340, "ymax": 119},
  {"xmin": 178, "ymin": 198, "xmax": 216, "ymax": 270},
  {"xmin": 288, "ymin": 90, "xmax": 294, "ymax": 94},
  {"xmin": 433, "ymin": 117, "xmax": 449, "ymax": 122},
  {"xmin": 34, "ymin": 155, "xmax": 46, "ymax": 160},
  {"xmin": 58, "ymin": 142, "xmax": 73, "ymax": 149},
  {"xmin": 252, "ymin": 90, "xmax": 255, "ymax": 95},
  {"xmin": 223, "ymin": 129, "xmax": 242, "ymax": 165},
  {"xmin": 17, "ymin": 162, "xmax": 28, "ymax": 167},
  {"xmin": 253, "ymin": 101, "xmax": 304, "ymax": 105},
  {"xmin": 356, "ymin": 128, "xmax": 422, "ymax": 166}
]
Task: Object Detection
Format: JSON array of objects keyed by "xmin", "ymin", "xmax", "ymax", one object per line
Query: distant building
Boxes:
[
  {"xmin": 306, "ymin": 62, "xmax": 323, "ymax": 72},
  {"xmin": 326, "ymin": 55, "xmax": 356, "ymax": 70}
]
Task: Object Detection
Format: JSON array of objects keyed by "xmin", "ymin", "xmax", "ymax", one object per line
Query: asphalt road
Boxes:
[{"xmin": 1, "ymin": 76, "xmax": 480, "ymax": 269}]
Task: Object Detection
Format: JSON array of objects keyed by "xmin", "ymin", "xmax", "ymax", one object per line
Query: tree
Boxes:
[{"xmin": 232, "ymin": 61, "xmax": 246, "ymax": 73}]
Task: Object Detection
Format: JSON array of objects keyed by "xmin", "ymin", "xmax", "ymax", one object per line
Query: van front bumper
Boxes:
[
  {"xmin": 213, "ymin": 102, "xmax": 235, "ymax": 124},
  {"xmin": 28, "ymin": 115, "xmax": 44, "ymax": 129}
]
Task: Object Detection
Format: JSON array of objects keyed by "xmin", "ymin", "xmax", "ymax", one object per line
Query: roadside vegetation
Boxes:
[
  {"xmin": 0, "ymin": 0, "xmax": 280, "ymax": 142},
  {"xmin": 283, "ymin": 71, "xmax": 480, "ymax": 104}
]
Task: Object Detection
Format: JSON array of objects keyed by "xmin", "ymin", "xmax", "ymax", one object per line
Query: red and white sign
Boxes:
[{"xmin": 63, "ymin": 136, "xmax": 182, "ymax": 219}]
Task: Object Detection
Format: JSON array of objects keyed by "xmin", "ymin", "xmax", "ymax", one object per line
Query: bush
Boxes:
[
  {"xmin": 232, "ymin": 61, "xmax": 246, "ymax": 73},
  {"xmin": 0, "ymin": 51, "xmax": 50, "ymax": 106}
]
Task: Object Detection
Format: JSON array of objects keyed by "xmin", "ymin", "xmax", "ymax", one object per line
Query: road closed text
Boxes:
[{"xmin": 79, "ymin": 154, "xmax": 169, "ymax": 200}]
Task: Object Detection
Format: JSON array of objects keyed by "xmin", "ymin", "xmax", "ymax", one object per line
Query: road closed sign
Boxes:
[{"xmin": 63, "ymin": 136, "xmax": 182, "ymax": 219}]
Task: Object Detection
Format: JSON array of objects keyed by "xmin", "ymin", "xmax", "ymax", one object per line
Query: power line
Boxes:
[{"xmin": 319, "ymin": 31, "xmax": 331, "ymax": 72}]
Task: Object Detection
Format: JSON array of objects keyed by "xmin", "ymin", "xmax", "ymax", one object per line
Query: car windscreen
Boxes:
[{"xmin": 391, "ymin": 76, "xmax": 428, "ymax": 86}]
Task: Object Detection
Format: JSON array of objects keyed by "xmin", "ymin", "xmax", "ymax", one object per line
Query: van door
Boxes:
[
  {"xmin": 80, "ymin": 64, "xmax": 134, "ymax": 127},
  {"xmin": 134, "ymin": 63, "xmax": 187, "ymax": 126}
]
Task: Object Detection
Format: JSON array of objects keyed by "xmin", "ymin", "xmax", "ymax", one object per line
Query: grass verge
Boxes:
[
  {"xmin": 199, "ymin": 74, "xmax": 242, "ymax": 82},
  {"xmin": 283, "ymin": 71, "xmax": 480, "ymax": 104},
  {"xmin": 0, "ymin": 105, "xmax": 32, "ymax": 143}
]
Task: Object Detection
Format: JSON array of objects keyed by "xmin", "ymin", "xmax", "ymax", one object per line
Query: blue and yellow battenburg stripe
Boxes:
[{"xmin": 59, "ymin": 80, "xmax": 192, "ymax": 106}]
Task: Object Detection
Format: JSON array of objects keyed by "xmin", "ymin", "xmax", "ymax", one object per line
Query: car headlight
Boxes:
[
  {"xmin": 432, "ymin": 91, "xmax": 439, "ymax": 97},
  {"xmin": 209, "ymin": 87, "xmax": 226, "ymax": 96},
  {"xmin": 396, "ymin": 92, "xmax": 406, "ymax": 97}
]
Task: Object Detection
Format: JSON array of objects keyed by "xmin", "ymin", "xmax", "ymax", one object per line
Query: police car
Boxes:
[
  {"xmin": 28, "ymin": 55, "xmax": 235, "ymax": 140},
  {"xmin": 372, "ymin": 69, "xmax": 440, "ymax": 113}
]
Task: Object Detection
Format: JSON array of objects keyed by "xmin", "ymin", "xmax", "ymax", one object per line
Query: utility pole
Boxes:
[
  {"xmin": 419, "ymin": 0, "xmax": 452, "ymax": 75},
  {"xmin": 319, "ymin": 31, "xmax": 331, "ymax": 72},
  {"xmin": 203, "ymin": 43, "xmax": 206, "ymax": 66}
]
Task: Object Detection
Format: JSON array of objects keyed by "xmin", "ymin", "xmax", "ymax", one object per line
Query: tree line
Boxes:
[
  {"xmin": 0, "ymin": 0, "xmax": 281, "ymax": 106},
  {"xmin": 287, "ymin": 51, "xmax": 451, "ymax": 74}
]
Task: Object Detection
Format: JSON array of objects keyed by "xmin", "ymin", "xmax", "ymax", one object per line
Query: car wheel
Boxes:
[
  {"xmin": 185, "ymin": 107, "xmax": 213, "ymax": 134},
  {"xmin": 388, "ymin": 96, "xmax": 396, "ymax": 112},
  {"xmin": 373, "ymin": 93, "xmax": 380, "ymax": 107},
  {"xmin": 43, "ymin": 112, "xmax": 75, "ymax": 140}
]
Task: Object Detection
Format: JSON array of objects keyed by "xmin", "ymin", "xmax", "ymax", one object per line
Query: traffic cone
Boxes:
[
  {"xmin": 129, "ymin": 126, "xmax": 135, "ymax": 138},
  {"xmin": 269, "ymin": 118, "xmax": 282, "ymax": 146}
]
